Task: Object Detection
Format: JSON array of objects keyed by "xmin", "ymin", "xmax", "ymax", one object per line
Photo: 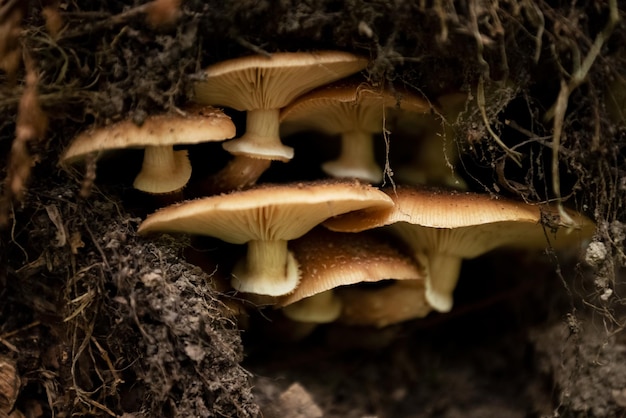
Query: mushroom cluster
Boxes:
[{"xmin": 61, "ymin": 51, "xmax": 595, "ymax": 332}]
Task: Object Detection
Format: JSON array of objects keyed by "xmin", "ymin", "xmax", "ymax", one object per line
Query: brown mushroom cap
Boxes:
[
  {"xmin": 337, "ymin": 280, "xmax": 432, "ymax": 327},
  {"xmin": 279, "ymin": 228, "xmax": 425, "ymax": 324},
  {"xmin": 278, "ymin": 227, "xmax": 425, "ymax": 307},
  {"xmin": 280, "ymin": 81, "xmax": 431, "ymax": 182},
  {"xmin": 61, "ymin": 106, "xmax": 236, "ymax": 194},
  {"xmin": 324, "ymin": 186, "xmax": 595, "ymax": 312},
  {"xmin": 138, "ymin": 180, "xmax": 394, "ymax": 296},
  {"xmin": 193, "ymin": 51, "xmax": 368, "ymax": 162}
]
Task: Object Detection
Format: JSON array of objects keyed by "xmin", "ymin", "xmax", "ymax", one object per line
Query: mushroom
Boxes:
[
  {"xmin": 337, "ymin": 280, "xmax": 432, "ymax": 327},
  {"xmin": 324, "ymin": 186, "xmax": 595, "ymax": 313},
  {"xmin": 279, "ymin": 227, "xmax": 426, "ymax": 323},
  {"xmin": 61, "ymin": 106, "xmax": 236, "ymax": 194},
  {"xmin": 192, "ymin": 51, "xmax": 368, "ymax": 192},
  {"xmin": 138, "ymin": 180, "xmax": 394, "ymax": 296},
  {"xmin": 280, "ymin": 80, "xmax": 431, "ymax": 183}
]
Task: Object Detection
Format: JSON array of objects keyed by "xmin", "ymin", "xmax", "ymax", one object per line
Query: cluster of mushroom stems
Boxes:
[{"xmin": 62, "ymin": 51, "xmax": 595, "ymax": 330}]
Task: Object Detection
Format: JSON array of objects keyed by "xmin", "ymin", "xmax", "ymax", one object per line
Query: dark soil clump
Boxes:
[{"xmin": 1, "ymin": 182, "xmax": 258, "ymax": 417}]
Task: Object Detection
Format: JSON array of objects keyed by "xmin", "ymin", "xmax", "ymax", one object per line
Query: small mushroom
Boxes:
[
  {"xmin": 193, "ymin": 51, "xmax": 368, "ymax": 192},
  {"xmin": 337, "ymin": 280, "xmax": 432, "ymax": 327},
  {"xmin": 61, "ymin": 106, "xmax": 236, "ymax": 194},
  {"xmin": 280, "ymin": 80, "xmax": 431, "ymax": 183},
  {"xmin": 278, "ymin": 227, "xmax": 426, "ymax": 323},
  {"xmin": 324, "ymin": 185, "xmax": 595, "ymax": 313},
  {"xmin": 138, "ymin": 180, "xmax": 393, "ymax": 296}
]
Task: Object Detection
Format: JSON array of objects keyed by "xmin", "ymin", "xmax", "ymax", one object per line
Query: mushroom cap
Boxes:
[
  {"xmin": 324, "ymin": 186, "xmax": 595, "ymax": 257},
  {"xmin": 337, "ymin": 280, "xmax": 432, "ymax": 327},
  {"xmin": 278, "ymin": 228, "xmax": 425, "ymax": 307},
  {"xmin": 192, "ymin": 51, "xmax": 369, "ymax": 111},
  {"xmin": 137, "ymin": 180, "xmax": 394, "ymax": 243},
  {"xmin": 280, "ymin": 80, "xmax": 431, "ymax": 136},
  {"xmin": 61, "ymin": 106, "xmax": 236, "ymax": 163}
]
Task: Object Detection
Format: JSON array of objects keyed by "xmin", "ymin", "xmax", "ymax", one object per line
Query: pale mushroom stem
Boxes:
[
  {"xmin": 223, "ymin": 108, "xmax": 294, "ymax": 162},
  {"xmin": 133, "ymin": 145, "xmax": 191, "ymax": 195},
  {"xmin": 417, "ymin": 252, "xmax": 463, "ymax": 313},
  {"xmin": 139, "ymin": 145, "xmax": 178, "ymax": 179},
  {"xmin": 322, "ymin": 130, "xmax": 383, "ymax": 183},
  {"xmin": 282, "ymin": 290, "xmax": 343, "ymax": 324},
  {"xmin": 231, "ymin": 239, "xmax": 300, "ymax": 296}
]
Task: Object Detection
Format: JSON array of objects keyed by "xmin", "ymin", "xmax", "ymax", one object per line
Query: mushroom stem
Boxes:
[
  {"xmin": 231, "ymin": 239, "xmax": 300, "ymax": 296},
  {"xmin": 223, "ymin": 108, "xmax": 294, "ymax": 162},
  {"xmin": 282, "ymin": 290, "xmax": 342, "ymax": 324},
  {"xmin": 133, "ymin": 145, "xmax": 191, "ymax": 193},
  {"xmin": 322, "ymin": 130, "xmax": 382, "ymax": 183},
  {"xmin": 416, "ymin": 252, "xmax": 462, "ymax": 313},
  {"xmin": 201, "ymin": 155, "xmax": 272, "ymax": 195}
]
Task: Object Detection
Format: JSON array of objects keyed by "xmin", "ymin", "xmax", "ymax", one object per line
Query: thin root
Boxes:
[
  {"xmin": 545, "ymin": 0, "xmax": 619, "ymax": 227},
  {"xmin": 477, "ymin": 77, "xmax": 523, "ymax": 166}
]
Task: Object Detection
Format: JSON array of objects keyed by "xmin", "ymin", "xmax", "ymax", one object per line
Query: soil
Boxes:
[{"xmin": 1, "ymin": 1, "xmax": 626, "ymax": 417}]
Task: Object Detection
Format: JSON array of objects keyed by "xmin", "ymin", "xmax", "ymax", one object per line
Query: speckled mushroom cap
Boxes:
[
  {"xmin": 324, "ymin": 186, "xmax": 594, "ymax": 252},
  {"xmin": 138, "ymin": 180, "xmax": 394, "ymax": 296},
  {"xmin": 279, "ymin": 228, "xmax": 425, "ymax": 307},
  {"xmin": 324, "ymin": 185, "xmax": 595, "ymax": 312},
  {"xmin": 192, "ymin": 51, "xmax": 368, "ymax": 161},
  {"xmin": 62, "ymin": 106, "xmax": 235, "ymax": 160},
  {"xmin": 280, "ymin": 81, "xmax": 431, "ymax": 182},
  {"xmin": 61, "ymin": 106, "xmax": 236, "ymax": 193}
]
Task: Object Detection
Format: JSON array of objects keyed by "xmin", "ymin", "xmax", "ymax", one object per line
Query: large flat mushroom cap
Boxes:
[
  {"xmin": 137, "ymin": 180, "xmax": 394, "ymax": 244},
  {"xmin": 279, "ymin": 228, "xmax": 425, "ymax": 307},
  {"xmin": 61, "ymin": 106, "xmax": 236, "ymax": 163},
  {"xmin": 324, "ymin": 185, "xmax": 594, "ymax": 255},
  {"xmin": 326, "ymin": 186, "xmax": 537, "ymax": 228},
  {"xmin": 193, "ymin": 51, "xmax": 369, "ymax": 111}
]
